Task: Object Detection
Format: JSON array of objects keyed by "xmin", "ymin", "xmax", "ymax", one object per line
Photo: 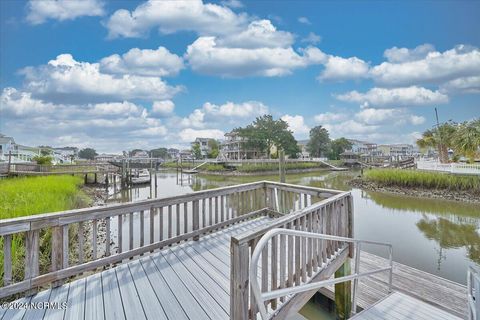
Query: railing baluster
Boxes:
[
  {"xmin": 193, "ymin": 200, "xmax": 199, "ymax": 240},
  {"xmin": 168, "ymin": 205, "xmax": 172, "ymax": 239},
  {"xmin": 118, "ymin": 214, "xmax": 123, "ymax": 253},
  {"xmin": 221, "ymin": 195, "xmax": 226, "ymax": 222},
  {"xmin": 295, "ymin": 219, "xmax": 301, "ymax": 285},
  {"xmin": 3, "ymin": 235, "xmax": 12, "ymax": 285},
  {"xmin": 261, "ymin": 245, "xmax": 268, "ymax": 306},
  {"xmin": 78, "ymin": 221, "xmax": 84, "ymax": 263},
  {"xmin": 176, "ymin": 204, "xmax": 180, "ymax": 237},
  {"xmin": 215, "ymin": 196, "xmax": 219, "ymax": 223},
  {"xmin": 287, "ymin": 222, "xmax": 294, "ymax": 287},
  {"xmin": 62, "ymin": 225, "xmax": 69, "ymax": 268},
  {"xmin": 202, "ymin": 198, "xmax": 206, "ymax": 228},
  {"xmin": 279, "ymin": 231, "xmax": 286, "ymax": 303},
  {"xmin": 310, "ymin": 211, "xmax": 316, "ymax": 274},
  {"xmin": 301, "ymin": 216, "xmax": 307, "ymax": 282},
  {"xmin": 105, "ymin": 217, "xmax": 111, "ymax": 256},
  {"xmin": 92, "ymin": 219, "xmax": 98, "ymax": 260},
  {"xmin": 209, "ymin": 198, "xmax": 213, "ymax": 226},
  {"xmin": 129, "ymin": 212, "xmax": 134, "ymax": 251},
  {"xmin": 140, "ymin": 210, "xmax": 145, "ymax": 247},
  {"xmin": 159, "ymin": 207, "xmax": 164, "ymax": 242},
  {"xmin": 150, "ymin": 207, "xmax": 155, "ymax": 245},
  {"xmin": 184, "ymin": 202, "xmax": 188, "ymax": 234},
  {"xmin": 271, "ymin": 235, "xmax": 278, "ymax": 310}
]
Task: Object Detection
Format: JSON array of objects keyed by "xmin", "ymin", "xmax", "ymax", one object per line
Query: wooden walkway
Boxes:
[
  {"xmin": 1, "ymin": 217, "xmax": 272, "ymax": 320},
  {"xmin": 351, "ymin": 292, "xmax": 462, "ymax": 320},
  {"xmin": 320, "ymin": 251, "xmax": 468, "ymax": 319}
]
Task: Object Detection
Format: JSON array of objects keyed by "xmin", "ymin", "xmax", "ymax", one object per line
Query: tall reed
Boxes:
[{"xmin": 364, "ymin": 169, "xmax": 480, "ymax": 192}]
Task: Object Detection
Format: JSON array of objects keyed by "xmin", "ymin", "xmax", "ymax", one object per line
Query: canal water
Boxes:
[{"xmin": 107, "ymin": 169, "xmax": 479, "ymax": 286}]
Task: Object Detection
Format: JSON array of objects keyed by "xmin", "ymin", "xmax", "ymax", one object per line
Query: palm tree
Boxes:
[
  {"xmin": 453, "ymin": 119, "xmax": 480, "ymax": 163},
  {"xmin": 416, "ymin": 122, "xmax": 457, "ymax": 163}
]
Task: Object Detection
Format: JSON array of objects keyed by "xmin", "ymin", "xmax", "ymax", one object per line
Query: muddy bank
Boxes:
[
  {"xmin": 350, "ymin": 178, "xmax": 480, "ymax": 204},
  {"xmin": 79, "ymin": 185, "xmax": 111, "ymax": 260}
]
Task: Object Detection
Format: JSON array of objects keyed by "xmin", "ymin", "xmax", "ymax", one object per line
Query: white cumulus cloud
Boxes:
[
  {"xmin": 371, "ymin": 45, "xmax": 480, "ymax": 86},
  {"xmin": 152, "ymin": 100, "xmax": 175, "ymax": 116},
  {"xmin": 335, "ymin": 86, "xmax": 448, "ymax": 108},
  {"xmin": 319, "ymin": 55, "xmax": 370, "ymax": 81},
  {"xmin": 106, "ymin": 0, "xmax": 248, "ymax": 38},
  {"xmin": 281, "ymin": 115, "xmax": 310, "ymax": 137},
  {"xmin": 20, "ymin": 54, "xmax": 182, "ymax": 104},
  {"xmin": 179, "ymin": 128, "xmax": 225, "ymax": 142},
  {"xmin": 26, "ymin": 0, "xmax": 104, "ymax": 25},
  {"xmin": 99, "ymin": 47, "xmax": 184, "ymax": 77}
]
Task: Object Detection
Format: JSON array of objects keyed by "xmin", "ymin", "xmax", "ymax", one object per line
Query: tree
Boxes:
[
  {"xmin": 307, "ymin": 126, "xmax": 330, "ymax": 158},
  {"xmin": 416, "ymin": 122, "xmax": 457, "ymax": 163},
  {"xmin": 78, "ymin": 148, "xmax": 97, "ymax": 160},
  {"xmin": 453, "ymin": 119, "xmax": 480, "ymax": 162},
  {"xmin": 207, "ymin": 139, "xmax": 220, "ymax": 158},
  {"xmin": 150, "ymin": 147, "xmax": 168, "ymax": 159},
  {"xmin": 236, "ymin": 115, "xmax": 299, "ymax": 158},
  {"xmin": 191, "ymin": 143, "xmax": 202, "ymax": 159},
  {"xmin": 328, "ymin": 138, "xmax": 352, "ymax": 160},
  {"xmin": 33, "ymin": 155, "xmax": 52, "ymax": 165}
]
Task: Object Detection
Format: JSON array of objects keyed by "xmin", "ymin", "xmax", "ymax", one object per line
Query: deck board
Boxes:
[
  {"xmin": 319, "ymin": 251, "xmax": 467, "ymax": 319},
  {"xmin": 351, "ymin": 292, "xmax": 462, "ymax": 320},
  {"xmin": 3, "ymin": 216, "xmax": 466, "ymax": 320},
  {"xmin": 102, "ymin": 268, "xmax": 126, "ymax": 320},
  {"xmin": 64, "ymin": 278, "xmax": 86, "ymax": 320}
]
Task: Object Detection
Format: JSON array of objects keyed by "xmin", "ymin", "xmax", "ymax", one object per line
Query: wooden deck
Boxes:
[
  {"xmin": 1, "ymin": 217, "xmax": 273, "ymax": 320},
  {"xmin": 320, "ymin": 251, "xmax": 467, "ymax": 319},
  {"xmin": 351, "ymin": 292, "xmax": 462, "ymax": 320}
]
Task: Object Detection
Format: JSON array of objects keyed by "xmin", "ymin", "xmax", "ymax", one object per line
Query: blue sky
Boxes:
[{"xmin": 1, "ymin": 0, "xmax": 479, "ymax": 153}]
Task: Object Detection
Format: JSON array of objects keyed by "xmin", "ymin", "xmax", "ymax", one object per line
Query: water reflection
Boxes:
[
  {"xmin": 417, "ymin": 217, "xmax": 480, "ymax": 264},
  {"xmin": 106, "ymin": 169, "xmax": 480, "ymax": 284}
]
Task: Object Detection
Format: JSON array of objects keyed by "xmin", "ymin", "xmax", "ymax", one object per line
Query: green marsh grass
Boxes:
[
  {"xmin": 0, "ymin": 175, "xmax": 89, "ymax": 288},
  {"xmin": 237, "ymin": 162, "xmax": 323, "ymax": 173},
  {"xmin": 364, "ymin": 169, "xmax": 480, "ymax": 192}
]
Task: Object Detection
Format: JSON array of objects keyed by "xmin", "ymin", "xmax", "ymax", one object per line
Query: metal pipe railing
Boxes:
[
  {"xmin": 468, "ymin": 265, "xmax": 480, "ymax": 320},
  {"xmin": 249, "ymin": 228, "xmax": 393, "ymax": 320}
]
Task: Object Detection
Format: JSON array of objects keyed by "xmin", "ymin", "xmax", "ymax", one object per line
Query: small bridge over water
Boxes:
[{"xmin": 0, "ymin": 182, "xmax": 471, "ymax": 319}]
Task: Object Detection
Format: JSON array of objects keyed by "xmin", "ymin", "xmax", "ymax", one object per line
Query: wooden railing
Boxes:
[
  {"xmin": 468, "ymin": 265, "xmax": 480, "ymax": 320},
  {"xmin": 9, "ymin": 163, "xmax": 116, "ymax": 173},
  {"xmin": 230, "ymin": 184, "xmax": 352, "ymax": 320},
  {"xmin": 0, "ymin": 181, "xmax": 272, "ymax": 299}
]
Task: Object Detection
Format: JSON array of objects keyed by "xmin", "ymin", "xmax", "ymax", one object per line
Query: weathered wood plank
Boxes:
[
  {"xmin": 115, "ymin": 263, "xmax": 147, "ymax": 320},
  {"xmin": 3, "ymin": 235, "xmax": 12, "ymax": 285},
  {"xmin": 102, "ymin": 268, "xmax": 126, "ymax": 320},
  {"xmin": 64, "ymin": 278, "xmax": 86, "ymax": 320},
  {"xmin": 84, "ymin": 273, "xmax": 104, "ymax": 320},
  {"xmin": 128, "ymin": 260, "xmax": 168, "ymax": 320}
]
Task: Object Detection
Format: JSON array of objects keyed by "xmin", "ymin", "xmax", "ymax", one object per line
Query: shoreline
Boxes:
[
  {"xmin": 349, "ymin": 178, "xmax": 480, "ymax": 204},
  {"xmin": 196, "ymin": 167, "xmax": 331, "ymax": 176}
]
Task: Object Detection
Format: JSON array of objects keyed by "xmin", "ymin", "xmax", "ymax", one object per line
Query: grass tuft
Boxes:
[{"xmin": 364, "ymin": 169, "xmax": 480, "ymax": 192}]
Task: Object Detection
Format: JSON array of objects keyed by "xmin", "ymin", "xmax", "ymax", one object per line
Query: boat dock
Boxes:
[{"xmin": 0, "ymin": 181, "xmax": 472, "ymax": 319}]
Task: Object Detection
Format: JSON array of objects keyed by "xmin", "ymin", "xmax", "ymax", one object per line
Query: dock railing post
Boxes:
[{"xmin": 231, "ymin": 239, "xmax": 250, "ymax": 320}]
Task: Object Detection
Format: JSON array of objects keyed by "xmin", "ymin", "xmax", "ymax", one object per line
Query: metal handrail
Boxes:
[
  {"xmin": 468, "ymin": 265, "xmax": 480, "ymax": 320},
  {"xmin": 249, "ymin": 228, "xmax": 393, "ymax": 320}
]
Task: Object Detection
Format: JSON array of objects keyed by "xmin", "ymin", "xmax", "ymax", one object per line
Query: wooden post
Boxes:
[
  {"xmin": 230, "ymin": 241, "xmax": 250, "ymax": 320},
  {"xmin": 7, "ymin": 151, "xmax": 12, "ymax": 174},
  {"xmin": 335, "ymin": 259, "xmax": 352, "ymax": 320},
  {"xmin": 279, "ymin": 149, "xmax": 286, "ymax": 183},
  {"xmin": 84, "ymin": 173, "xmax": 88, "ymax": 185},
  {"xmin": 193, "ymin": 200, "xmax": 200, "ymax": 240},
  {"xmin": 94, "ymin": 173, "xmax": 98, "ymax": 184}
]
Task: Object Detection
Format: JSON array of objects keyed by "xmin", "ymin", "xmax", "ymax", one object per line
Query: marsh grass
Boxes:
[
  {"xmin": 364, "ymin": 169, "xmax": 480, "ymax": 192},
  {"xmin": 0, "ymin": 175, "xmax": 89, "ymax": 288},
  {"xmin": 237, "ymin": 162, "xmax": 323, "ymax": 173}
]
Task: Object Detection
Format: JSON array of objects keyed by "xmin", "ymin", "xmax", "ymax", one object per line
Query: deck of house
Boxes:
[{"xmin": 0, "ymin": 181, "xmax": 471, "ymax": 320}]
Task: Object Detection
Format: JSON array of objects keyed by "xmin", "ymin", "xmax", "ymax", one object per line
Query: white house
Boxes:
[{"xmin": 0, "ymin": 134, "xmax": 15, "ymax": 162}]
